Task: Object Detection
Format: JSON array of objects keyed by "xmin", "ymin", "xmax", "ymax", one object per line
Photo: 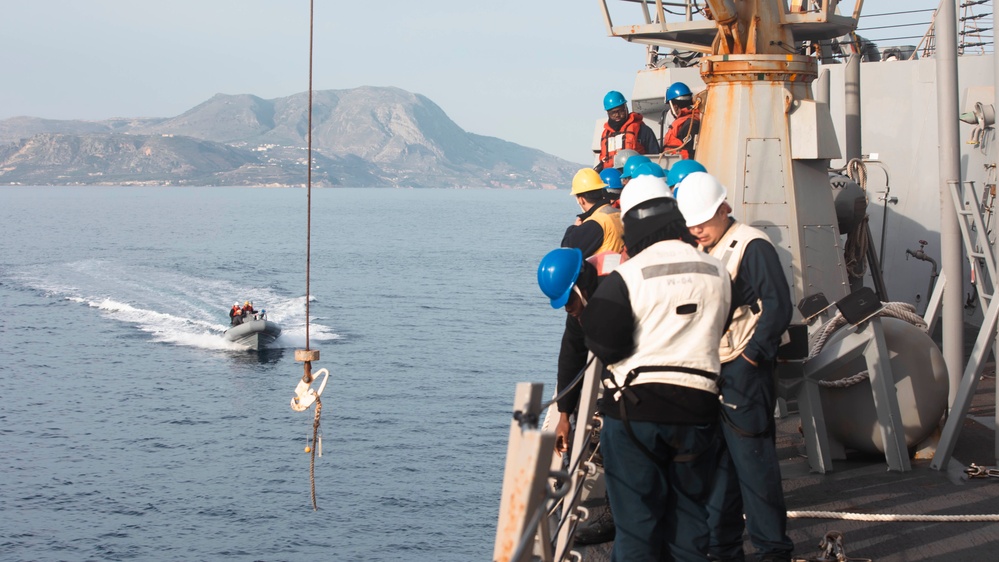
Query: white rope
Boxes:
[
  {"xmin": 846, "ymin": 158, "xmax": 868, "ymax": 191},
  {"xmin": 808, "ymin": 302, "xmax": 927, "ymax": 388},
  {"xmin": 791, "ymin": 299, "xmax": 999, "ymax": 526},
  {"xmin": 789, "ymin": 510, "xmax": 999, "ymax": 522},
  {"xmin": 840, "ymin": 162, "xmax": 870, "ymax": 280}
]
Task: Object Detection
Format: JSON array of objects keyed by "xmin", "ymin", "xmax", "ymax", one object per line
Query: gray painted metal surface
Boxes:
[{"xmin": 937, "ymin": 0, "xmax": 966, "ymax": 410}]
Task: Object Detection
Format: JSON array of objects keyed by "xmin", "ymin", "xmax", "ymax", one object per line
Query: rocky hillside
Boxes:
[{"xmin": 0, "ymin": 87, "xmax": 578, "ymax": 188}]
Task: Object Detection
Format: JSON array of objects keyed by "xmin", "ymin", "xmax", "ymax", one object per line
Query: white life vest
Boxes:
[
  {"xmin": 706, "ymin": 220, "xmax": 769, "ymax": 363},
  {"xmin": 606, "ymin": 239, "xmax": 731, "ymax": 396}
]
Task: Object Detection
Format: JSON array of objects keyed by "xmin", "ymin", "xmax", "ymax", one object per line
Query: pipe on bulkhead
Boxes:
[
  {"xmin": 906, "ymin": 243, "xmax": 939, "ymax": 316},
  {"xmin": 816, "ymin": 68, "xmax": 830, "ymax": 106},
  {"xmin": 845, "ymin": 54, "xmax": 862, "ymax": 161},
  {"xmin": 935, "ymin": 0, "xmax": 964, "ymax": 410}
]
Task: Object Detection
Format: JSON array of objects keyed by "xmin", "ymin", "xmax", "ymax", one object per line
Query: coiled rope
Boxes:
[
  {"xmin": 795, "ymin": 298, "xmax": 999, "ymax": 524},
  {"xmin": 807, "ymin": 302, "xmax": 926, "ymax": 389}
]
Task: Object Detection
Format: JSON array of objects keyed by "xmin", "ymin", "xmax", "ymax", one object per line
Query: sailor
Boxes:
[
  {"xmin": 599, "ymin": 167, "xmax": 624, "ymax": 207},
  {"xmin": 243, "ymin": 300, "xmax": 256, "ymax": 319},
  {"xmin": 229, "ymin": 302, "xmax": 243, "ymax": 326},
  {"xmin": 597, "ymin": 90, "xmax": 660, "ymax": 172},
  {"xmin": 619, "ymin": 153, "xmax": 651, "ymax": 188},
  {"xmin": 666, "ymin": 159, "xmax": 707, "ymax": 196},
  {"xmin": 580, "ymin": 174, "xmax": 731, "ymax": 561},
  {"xmin": 562, "ymin": 168, "xmax": 625, "ymax": 259},
  {"xmin": 551, "ymin": 168, "xmax": 625, "ymax": 455},
  {"xmin": 612, "ymin": 148, "xmax": 640, "ymax": 172},
  {"xmin": 675, "ymin": 172, "xmax": 795, "ymax": 562},
  {"xmin": 661, "ymin": 82, "xmax": 702, "ymax": 160},
  {"xmin": 537, "ymin": 248, "xmax": 602, "ymax": 455},
  {"xmin": 631, "ymin": 160, "xmax": 667, "ymax": 181}
]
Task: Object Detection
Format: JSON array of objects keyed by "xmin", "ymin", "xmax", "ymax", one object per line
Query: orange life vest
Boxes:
[
  {"xmin": 662, "ymin": 108, "xmax": 701, "ymax": 159},
  {"xmin": 599, "ymin": 113, "xmax": 647, "ymax": 169},
  {"xmin": 586, "ymin": 251, "xmax": 623, "ymax": 276}
]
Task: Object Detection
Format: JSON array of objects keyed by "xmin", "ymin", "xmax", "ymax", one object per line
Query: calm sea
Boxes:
[{"xmin": 0, "ymin": 186, "xmax": 574, "ymax": 561}]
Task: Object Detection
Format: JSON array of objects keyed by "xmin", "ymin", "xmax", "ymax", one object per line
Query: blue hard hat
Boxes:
[
  {"xmin": 633, "ymin": 161, "xmax": 666, "ymax": 179},
  {"xmin": 603, "ymin": 91, "xmax": 627, "ymax": 111},
  {"xmin": 666, "ymin": 82, "xmax": 692, "ymax": 102},
  {"xmin": 599, "ymin": 168, "xmax": 623, "ymax": 190},
  {"xmin": 621, "ymin": 154, "xmax": 651, "ymax": 179},
  {"xmin": 667, "ymin": 159, "xmax": 707, "ymax": 188},
  {"xmin": 538, "ymin": 248, "xmax": 583, "ymax": 309}
]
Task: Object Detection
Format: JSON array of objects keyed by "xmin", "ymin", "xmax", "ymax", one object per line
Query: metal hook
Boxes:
[{"xmin": 290, "ymin": 368, "xmax": 330, "ymax": 412}]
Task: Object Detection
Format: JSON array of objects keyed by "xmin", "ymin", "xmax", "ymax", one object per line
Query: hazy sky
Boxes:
[{"xmin": 0, "ymin": 1, "xmax": 959, "ymax": 164}]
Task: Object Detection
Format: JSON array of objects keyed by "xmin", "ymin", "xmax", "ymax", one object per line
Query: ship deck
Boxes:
[
  {"xmin": 575, "ymin": 356, "xmax": 999, "ymax": 561},
  {"xmin": 779, "ymin": 366, "xmax": 999, "ymax": 562}
]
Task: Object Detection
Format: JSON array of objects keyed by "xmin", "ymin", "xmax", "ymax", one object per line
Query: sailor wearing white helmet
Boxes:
[
  {"xmin": 580, "ymin": 173, "xmax": 731, "ymax": 561},
  {"xmin": 674, "ymin": 171, "xmax": 795, "ymax": 562}
]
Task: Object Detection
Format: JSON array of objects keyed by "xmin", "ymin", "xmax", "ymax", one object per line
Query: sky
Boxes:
[{"xmin": 0, "ymin": 1, "xmax": 963, "ymax": 165}]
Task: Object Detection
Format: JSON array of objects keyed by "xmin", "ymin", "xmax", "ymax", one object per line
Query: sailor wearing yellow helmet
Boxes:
[{"xmin": 561, "ymin": 168, "xmax": 625, "ymax": 260}]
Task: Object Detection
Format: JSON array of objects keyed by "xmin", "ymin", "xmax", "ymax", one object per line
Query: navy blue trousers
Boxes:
[
  {"xmin": 707, "ymin": 356, "xmax": 793, "ymax": 561},
  {"xmin": 601, "ymin": 416, "xmax": 718, "ymax": 562}
]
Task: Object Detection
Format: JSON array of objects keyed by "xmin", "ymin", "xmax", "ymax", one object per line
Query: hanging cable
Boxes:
[
  {"xmin": 288, "ymin": 0, "xmax": 328, "ymax": 512},
  {"xmin": 305, "ymin": 0, "xmax": 319, "ymax": 511},
  {"xmin": 305, "ymin": 0, "xmax": 314, "ymax": 351}
]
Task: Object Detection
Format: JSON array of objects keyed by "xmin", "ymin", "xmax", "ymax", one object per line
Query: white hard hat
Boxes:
[
  {"xmin": 234, "ymin": 302, "xmax": 240, "ymax": 307},
  {"xmin": 674, "ymin": 171, "xmax": 727, "ymax": 226},
  {"xmin": 619, "ymin": 174, "xmax": 672, "ymax": 216}
]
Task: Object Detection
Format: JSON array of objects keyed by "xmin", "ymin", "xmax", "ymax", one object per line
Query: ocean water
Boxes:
[{"xmin": 0, "ymin": 186, "xmax": 574, "ymax": 561}]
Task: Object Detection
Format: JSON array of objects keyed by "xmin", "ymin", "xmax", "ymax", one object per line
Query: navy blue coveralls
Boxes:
[
  {"xmin": 581, "ymin": 249, "xmax": 727, "ymax": 562},
  {"xmin": 707, "ymin": 237, "xmax": 794, "ymax": 562}
]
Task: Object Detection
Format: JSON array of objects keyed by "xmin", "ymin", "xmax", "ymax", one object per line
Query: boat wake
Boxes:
[{"xmin": 9, "ymin": 259, "xmax": 341, "ymax": 351}]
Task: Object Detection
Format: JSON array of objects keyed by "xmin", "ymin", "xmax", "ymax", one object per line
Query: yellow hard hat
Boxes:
[
  {"xmin": 244, "ymin": 301, "xmax": 251, "ymax": 306},
  {"xmin": 571, "ymin": 168, "xmax": 607, "ymax": 195}
]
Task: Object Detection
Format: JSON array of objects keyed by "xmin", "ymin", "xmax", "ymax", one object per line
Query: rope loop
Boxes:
[{"xmin": 809, "ymin": 302, "xmax": 926, "ymax": 388}]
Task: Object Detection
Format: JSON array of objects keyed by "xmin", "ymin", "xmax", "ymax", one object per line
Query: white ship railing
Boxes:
[{"xmin": 493, "ymin": 357, "xmax": 605, "ymax": 562}]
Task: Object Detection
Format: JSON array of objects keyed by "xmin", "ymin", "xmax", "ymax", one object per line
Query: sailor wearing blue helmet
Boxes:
[
  {"xmin": 662, "ymin": 81, "xmax": 702, "ymax": 159},
  {"xmin": 620, "ymin": 154, "xmax": 651, "ymax": 181},
  {"xmin": 667, "ymin": 159, "xmax": 707, "ymax": 195},
  {"xmin": 598, "ymin": 90, "xmax": 660, "ymax": 172},
  {"xmin": 538, "ymin": 247, "xmax": 584, "ymax": 309},
  {"xmin": 631, "ymin": 160, "xmax": 666, "ymax": 179},
  {"xmin": 536, "ymin": 247, "xmax": 603, "ymax": 457},
  {"xmin": 599, "ymin": 168, "xmax": 624, "ymax": 205}
]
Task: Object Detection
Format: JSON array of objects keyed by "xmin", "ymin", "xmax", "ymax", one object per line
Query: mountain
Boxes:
[{"xmin": 0, "ymin": 87, "xmax": 579, "ymax": 188}]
